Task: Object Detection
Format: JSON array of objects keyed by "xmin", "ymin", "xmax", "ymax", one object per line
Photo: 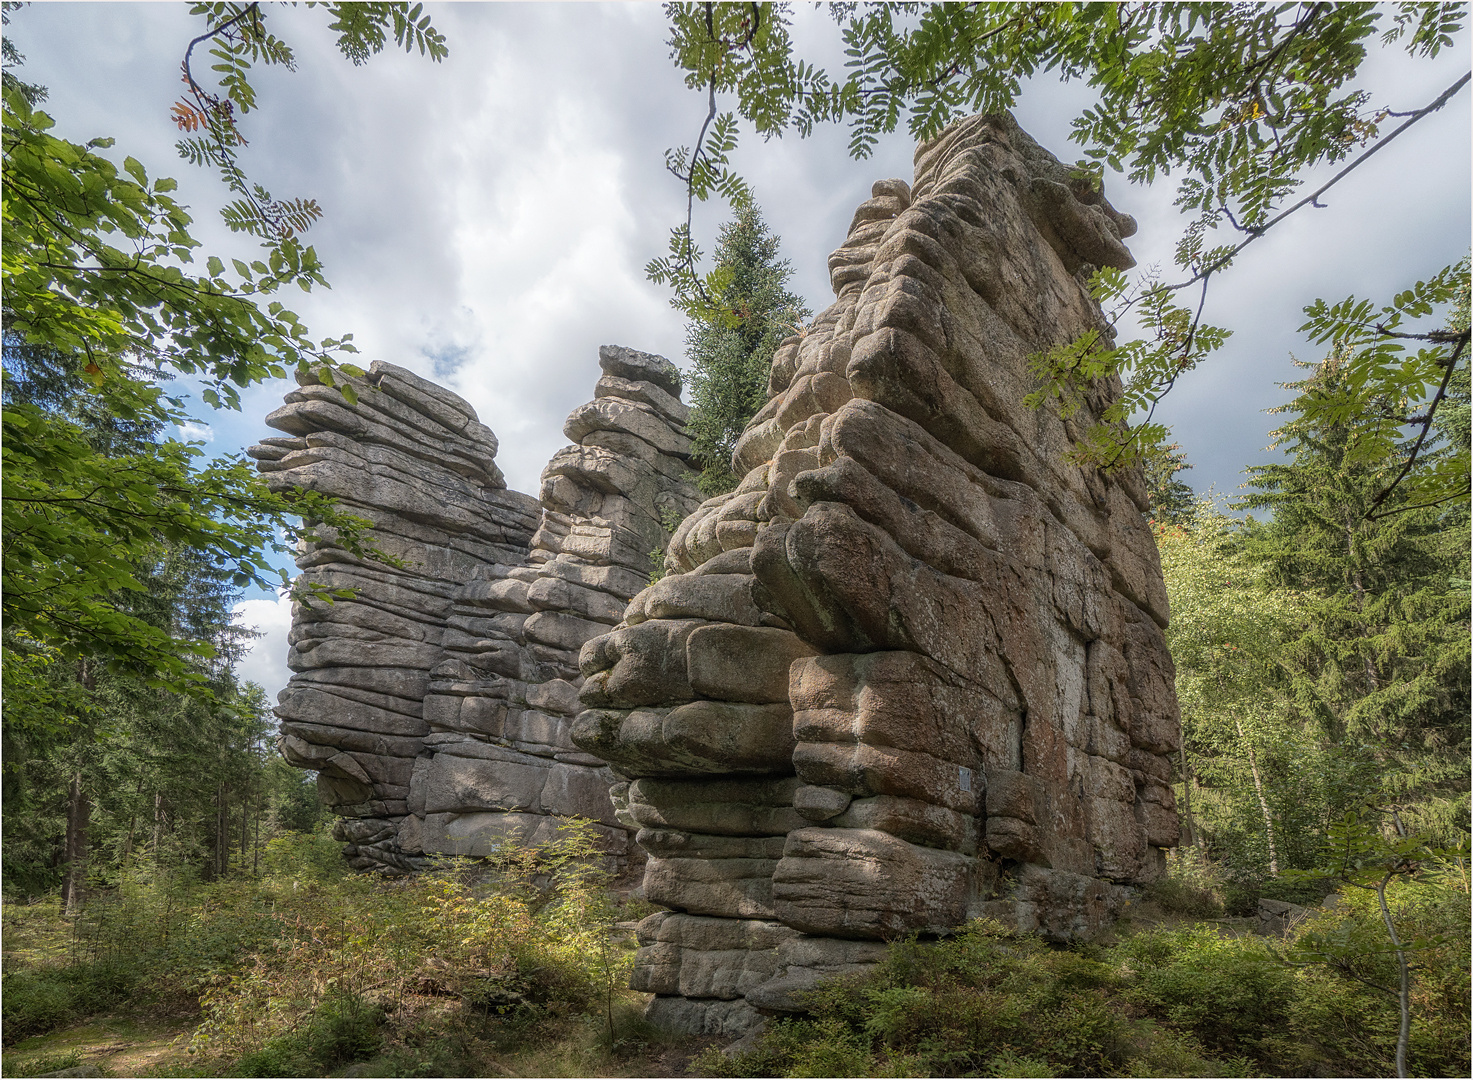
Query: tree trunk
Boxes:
[
  {"xmin": 152, "ymin": 791, "xmax": 168, "ymax": 865},
  {"xmin": 1375, "ymin": 874, "xmax": 1412, "ymax": 1078},
  {"xmin": 61, "ymin": 772, "xmax": 90, "ymax": 915},
  {"xmin": 215, "ymin": 782, "xmax": 229, "ymax": 879},
  {"xmin": 123, "ymin": 776, "xmax": 144, "ymax": 861},
  {"xmin": 1178, "ymin": 721, "xmax": 1197, "ymax": 847},
  {"xmin": 1236, "ymin": 719, "xmax": 1279, "ymax": 875}
]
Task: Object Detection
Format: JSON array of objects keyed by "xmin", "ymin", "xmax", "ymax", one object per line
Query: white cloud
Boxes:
[
  {"xmin": 176, "ymin": 420, "xmax": 214, "ymax": 444},
  {"xmin": 232, "ymin": 594, "xmax": 293, "ymax": 701},
  {"xmin": 7, "ymin": 2, "xmax": 1469, "ymax": 503}
]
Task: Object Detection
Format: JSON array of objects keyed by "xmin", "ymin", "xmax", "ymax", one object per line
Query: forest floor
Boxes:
[
  {"xmin": 6, "ymin": 875, "xmax": 1464, "ymax": 1079},
  {"xmin": 3, "ymin": 1015, "xmax": 198, "ymax": 1079},
  {"xmin": 0, "ymin": 899, "xmax": 1254, "ymax": 1079},
  {"xmin": 1, "ymin": 1009, "xmax": 718, "ymax": 1078}
]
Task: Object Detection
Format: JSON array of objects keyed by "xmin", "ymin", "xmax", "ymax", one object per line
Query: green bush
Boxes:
[
  {"xmin": 258, "ymin": 827, "xmax": 347, "ymax": 883},
  {"xmin": 1, "ymin": 958, "xmax": 137, "ymax": 1044},
  {"xmin": 1145, "ymin": 875, "xmax": 1224, "ymax": 918},
  {"xmin": 1142, "ymin": 845, "xmax": 1227, "ymax": 918},
  {"xmin": 1120, "ymin": 925, "xmax": 1294, "ymax": 1060},
  {"xmin": 1277, "ymin": 874, "xmax": 1472, "ymax": 1077},
  {"xmin": 709, "ymin": 902, "xmax": 1470, "ymax": 1079},
  {"xmin": 706, "ymin": 921, "xmax": 1227, "ymax": 1078},
  {"xmin": 234, "ymin": 990, "xmax": 384, "ymax": 1077}
]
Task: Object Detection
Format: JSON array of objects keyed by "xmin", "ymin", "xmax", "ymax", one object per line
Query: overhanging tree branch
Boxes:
[{"xmin": 1366, "ymin": 330, "xmax": 1469, "ymax": 520}]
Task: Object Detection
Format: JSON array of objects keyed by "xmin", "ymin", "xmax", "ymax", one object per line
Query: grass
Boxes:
[{"xmin": 5, "ymin": 831, "xmax": 1466, "ymax": 1078}]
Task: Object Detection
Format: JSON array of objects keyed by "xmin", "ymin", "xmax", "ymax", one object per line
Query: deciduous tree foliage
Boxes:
[
  {"xmin": 1156, "ymin": 500, "xmax": 1331, "ymax": 874},
  {"xmin": 1, "ymin": 3, "xmax": 445, "ymax": 709},
  {"xmin": 684, "ymin": 199, "xmax": 810, "ymax": 494},
  {"xmin": 654, "ymin": 2, "xmax": 1469, "ymax": 497}
]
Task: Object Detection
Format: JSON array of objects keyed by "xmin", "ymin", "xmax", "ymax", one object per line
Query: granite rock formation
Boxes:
[
  {"xmin": 572, "ymin": 113, "xmax": 1180, "ymax": 1036},
  {"xmin": 249, "ymin": 346, "xmax": 702, "ymax": 871}
]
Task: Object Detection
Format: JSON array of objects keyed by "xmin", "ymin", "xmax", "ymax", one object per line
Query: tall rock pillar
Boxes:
[
  {"xmin": 573, "ymin": 113, "xmax": 1180, "ymax": 1035},
  {"xmin": 252, "ymin": 346, "xmax": 702, "ymax": 871}
]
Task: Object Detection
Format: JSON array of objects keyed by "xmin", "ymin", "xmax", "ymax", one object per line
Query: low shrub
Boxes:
[
  {"xmin": 1119, "ymin": 925, "xmax": 1294, "ymax": 1060},
  {"xmin": 1145, "ymin": 875, "xmax": 1224, "ymax": 918},
  {"xmin": 1143, "ymin": 845, "xmax": 1225, "ymax": 918},
  {"xmin": 2, "ymin": 819, "xmax": 655, "ymax": 1077},
  {"xmin": 1, "ymin": 957, "xmax": 138, "ymax": 1044},
  {"xmin": 703, "ymin": 921, "xmax": 1226, "ymax": 1078},
  {"xmin": 708, "ymin": 878, "xmax": 1471, "ymax": 1080},
  {"xmin": 233, "ymin": 990, "xmax": 385, "ymax": 1077}
]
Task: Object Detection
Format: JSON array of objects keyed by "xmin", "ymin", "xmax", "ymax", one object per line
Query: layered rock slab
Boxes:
[
  {"xmin": 573, "ymin": 113, "xmax": 1180, "ymax": 1033},
  {"xmin": 251, "ymin": 347, "xmax": 701, "ymax": 870}
]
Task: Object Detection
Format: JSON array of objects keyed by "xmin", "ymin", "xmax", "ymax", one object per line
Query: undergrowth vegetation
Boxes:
[
  {"xmin": 703, "ymin": 868, "xmax": 1470, "ymax": 1080},
  {"xmin": 5, "ymin": 821, "xmax": 1467, "ymax": 1078},
  {"xmin": 2, "ymin": 822, "xmax": 673, "ymax": 1077}
]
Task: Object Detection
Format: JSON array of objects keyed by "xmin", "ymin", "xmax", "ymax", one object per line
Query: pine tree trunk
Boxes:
[
  {"xmin": 1236, "ymin": 719, "xmax": 1279, "ymax": 875},
  {"xmin": 1178, "ymin": 715, "xmax": 1197, "ymax": 846},
  {"xmin": 61, "ymin": 772, "xmax": 90, "ymax": 915},
  {"xmin": 215, "ymin": 782, "xmax": 229, "ymax": 879},
  {"xmin": 123, "ymin": 776, "xmax": 144, "ymax": 860},
  {"xmin": 152, "ymin": 791, "xmax": 165, "ymax": 864}
]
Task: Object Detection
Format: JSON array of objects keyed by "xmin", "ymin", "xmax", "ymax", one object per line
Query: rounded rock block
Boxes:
[
  {"xmin": 771, "ymin": 827, "xmax": 977, "ymax": 939},
  {"xmin": 643, "ymin": 996, "xmax": 762, "ymax": 1039},
  {"xmin": 629, "ymin": 912, "xmax": 799, "ymax": 1000},
  {"xmin": 627, "ymin": 776, "xmax": 807, "ymax": 837},
  {"xmin": 640, "ymin": 829, "xmax": 786, "ymax": 920},
  {"xmin": 421, "ymin": 810, "xmax": 627, "ymax": 858},
  {"xmin": 571, "ymin": 700, "xmax": 796, "ymax": 777}
]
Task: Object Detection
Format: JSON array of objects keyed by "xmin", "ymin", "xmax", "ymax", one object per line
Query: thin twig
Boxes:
[
  {"xmin": 1366, "ymin": 332, "xmax": 1469, "ymax": 519},
  {"xmin": 1169, "ymin": 71, "xmax": 1471, "ymax": 297}
]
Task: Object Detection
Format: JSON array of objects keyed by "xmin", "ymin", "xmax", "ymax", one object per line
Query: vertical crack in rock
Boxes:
[
  {"xmin": 250, "ymin": 347, "xmax": 702, "ymax": 873},
  {"xmin": 572, "ymin": 113, "xmax": 1180, "ymax": 1037}
]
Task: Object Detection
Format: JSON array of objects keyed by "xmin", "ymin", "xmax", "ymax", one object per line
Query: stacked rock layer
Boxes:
[
  {"xmin": 571, "ymin": 114, "xmax": 1181, "ymax": 1036},
  {"xmin": 250, "ymin": 347, "xmax": 702, "ymax": 871}
]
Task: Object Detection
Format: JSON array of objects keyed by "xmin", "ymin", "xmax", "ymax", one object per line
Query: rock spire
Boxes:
[
  {"xmin": 250, "ymin": 346, "xmax": 702, "ymax": 871},
  {"xmin": 572, "ymin": 113, "xmax": 1178, "ymax": 1035}
]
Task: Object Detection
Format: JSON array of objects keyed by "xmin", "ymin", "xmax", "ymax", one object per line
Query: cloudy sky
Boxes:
[{"xmin": 8, "ymin": 3, "xmax": 1469, "ymax": 698}]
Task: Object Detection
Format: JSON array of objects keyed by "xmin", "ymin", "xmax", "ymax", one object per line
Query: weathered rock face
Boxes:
[
  {"xmin": 573, "ymin": 113, "xmax": 1180, "ymax": 1035},
  {"xmin": 250, "ymin": 347, "xmax": 702, "ymax": 871}
]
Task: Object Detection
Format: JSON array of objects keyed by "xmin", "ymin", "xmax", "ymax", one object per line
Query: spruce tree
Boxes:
[
  {"xmin": 1142, "ymin": 433, "xmax": 1195, "ymax": 525},
  {"xmin": 684, "ymin": 200, "xmax": 810, "ymax": 496},
  {"xmin": 1238, "ymin": 357, "xmax": 1471, "ymax": 844}
]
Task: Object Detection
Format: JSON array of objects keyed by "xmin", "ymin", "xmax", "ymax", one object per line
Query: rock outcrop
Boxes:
[
  {"xmin": 250, "ymin": 347, "xmax": 702, "ymax": 871},
  {"xmin": 572, "ymin": 113, "xmax": 1179, "ymax": 1036},
  {"xmin": 251, "ymin": 111, "xmax": 1181, "ymax": 1041}
]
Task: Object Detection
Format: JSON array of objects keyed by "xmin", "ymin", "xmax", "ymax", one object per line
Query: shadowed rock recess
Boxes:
[
  {"xmin": 249, "ymin": 346, "xmax": 702, "ymax": 872},
  {"xmin": 573, "ymin": 113, "xmax": 1179, "ymax": 1036},
  {"xmin": 254, "ymin": 113, "xmax": 1180, "ymax": 1037}
]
